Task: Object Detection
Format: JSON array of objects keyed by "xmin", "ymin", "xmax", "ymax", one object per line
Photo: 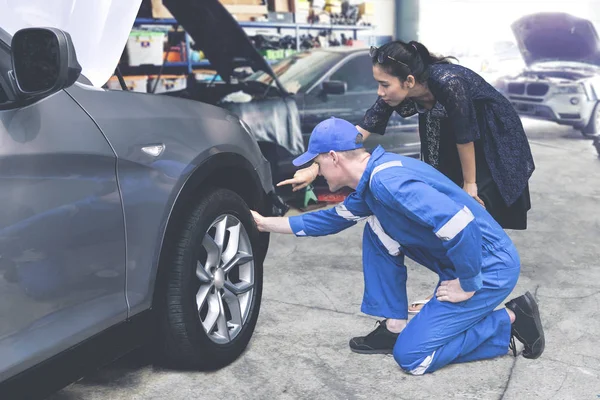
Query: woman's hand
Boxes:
[
  {"xmin": 277, "ymin": 163, "xmax": 318, "ymax": 192},
  {"xmin": 435, "ymin": 279, "xmax": 475, "ymax": 303},
  {"xmin": 463, "ymin": 182, "xmax": 485, "ymax": 208}
]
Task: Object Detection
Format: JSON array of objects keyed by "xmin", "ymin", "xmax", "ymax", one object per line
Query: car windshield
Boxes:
[{"xmin": 245, "ymin": 50, "xmax": 345, "ymax": 94}]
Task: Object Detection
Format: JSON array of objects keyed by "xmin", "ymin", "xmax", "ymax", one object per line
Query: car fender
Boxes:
[{"xmin": 66, "ymin": 85, "xmax": 275, "ymax": 316}]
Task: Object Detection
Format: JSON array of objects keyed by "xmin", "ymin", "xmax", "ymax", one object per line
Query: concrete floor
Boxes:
[{"xmin": 49, "ymin": 119, "xmax": 600, "ymax": 400}]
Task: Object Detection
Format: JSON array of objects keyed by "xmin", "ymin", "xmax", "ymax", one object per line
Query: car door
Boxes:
[
  {"xmin": 324, "ymin": 52, "xmax": 421, "ymax": 157},
  {"xmin": 0, "ymin": 38, "xmax": 127, "ymax": 382}
]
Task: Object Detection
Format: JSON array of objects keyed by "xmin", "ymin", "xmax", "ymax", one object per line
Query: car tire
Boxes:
[
  {"xmin": 593, "ymin": 136, "xmax": 600, "ymax": 157},
  {"xmin": 581, "ymin": 102, "xmax": 600, "ymax": 137},
  {"xmin": 156, "ymin": 188, "xmax": 263, "ymax": 370}
]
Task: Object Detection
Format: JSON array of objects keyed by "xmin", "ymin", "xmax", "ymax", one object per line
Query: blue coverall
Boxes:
[{"xmin": 288, "ymin": 146, "xmax": 521, "ymax": 375}]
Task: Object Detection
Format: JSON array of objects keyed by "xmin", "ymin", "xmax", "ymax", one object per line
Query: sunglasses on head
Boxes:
[{"xmin": 369, "ymin": 46, "xmax": 410, "ymax": 70}]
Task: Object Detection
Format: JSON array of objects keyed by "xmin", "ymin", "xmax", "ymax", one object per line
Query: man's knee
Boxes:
[
  {"xmin": 392, "ymin": 335, "xmax": 419, "ymax": 370},
  {"xmin": 393, "ymin": 336, "xmax": 436, "ymax": 375}
]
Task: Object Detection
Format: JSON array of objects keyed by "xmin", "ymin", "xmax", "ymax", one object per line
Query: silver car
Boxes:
[
  {"xmin": 0, "ymin": 1, "xmax": 286, "ymax": 398},
  {"xmin": 496, "ymin": 12, "xmax": 600, "ymax": 137}
]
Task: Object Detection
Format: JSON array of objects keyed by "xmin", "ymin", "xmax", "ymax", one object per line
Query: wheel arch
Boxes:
[{"xmin": 150, "ymin": 152, "xmax": 271, "ymax": 309}]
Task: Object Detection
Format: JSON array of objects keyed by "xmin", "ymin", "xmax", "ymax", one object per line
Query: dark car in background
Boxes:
[{"xmin": 240, "ymin": 47, "xmax": 421, "ymax": 197}]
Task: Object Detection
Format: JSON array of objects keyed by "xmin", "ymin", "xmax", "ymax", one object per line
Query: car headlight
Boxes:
[{"xmin": 552, "ymin": 84, "xmax": 583, "ymax": 95}]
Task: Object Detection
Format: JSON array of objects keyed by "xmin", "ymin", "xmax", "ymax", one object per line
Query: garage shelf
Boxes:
[
  {"xmin": 118, "ymin": 58, "xmax": 279, "ymax": 77},
  {"xmin": 134, "ymin": 18, "xmax": 372, "ymax": 35},
  {"xmin": 130, "ymin": 17, "xmax": 373, "ymax": 74}
]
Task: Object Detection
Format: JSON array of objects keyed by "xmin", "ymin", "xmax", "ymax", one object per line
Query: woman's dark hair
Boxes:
[{"xmin": 371, "ymin": 40, "xmax": 456, "ymax": 83}]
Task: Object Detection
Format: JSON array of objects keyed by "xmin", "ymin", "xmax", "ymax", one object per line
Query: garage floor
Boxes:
[{"xmin": 50, "ymin": 119, "xmax": 600, "ymax": 400}]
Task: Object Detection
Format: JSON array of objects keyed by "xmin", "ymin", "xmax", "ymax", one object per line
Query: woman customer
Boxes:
[{"xmin": 278, "ymin": 40, "xmax": 535, "ymax": 313}]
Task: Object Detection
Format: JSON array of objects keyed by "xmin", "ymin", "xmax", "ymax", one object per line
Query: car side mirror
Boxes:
[
  {"xmin": 10, "ymin": 27, "xmax": 82, "ymax": 100},
  {"xmin": 322, "ymin": 80, "xmax": 347, "ymax": 95}
]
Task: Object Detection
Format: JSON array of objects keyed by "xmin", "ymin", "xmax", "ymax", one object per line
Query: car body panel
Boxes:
[
  {"xmin": 0, "ymin": 1, "xmax": 278, "ymax": 387},
  {"xmin": 65, "ymin": 83, "xmax": 274, "ymax": 316},
  {"xmin": 0, "ymin": 89, "xmax": 128, "ymax": 382}
]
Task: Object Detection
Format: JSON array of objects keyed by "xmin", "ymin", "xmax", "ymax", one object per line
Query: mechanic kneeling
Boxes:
[{"xmin": 251, "ymin": 117, "xmax": 545, "ymax": 375}]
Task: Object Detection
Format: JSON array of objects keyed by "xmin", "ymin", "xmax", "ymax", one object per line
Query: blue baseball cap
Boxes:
[{"xmin": 293, "ymin": 117, "xmax": 364, "ymax": 166}]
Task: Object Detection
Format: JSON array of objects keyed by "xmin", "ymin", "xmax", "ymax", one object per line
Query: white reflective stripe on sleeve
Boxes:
[
  {"xmin": 369, "ymin": 161, "xmax": 404, "ymax": 188},
  {"xmin": 409, "ymin": 351, "xmax": 436, "ymax": 375},
  {"xmin": 296, "ymin": 230, "xmax": 306, "ymax": 236},
  {"xmin": 367, "ymin": 216, "xmax": 401, "ymax": 256},
  {"xmin": 435, "ymin": 206, "xmax": 475, "ymax": 241},
  {"xmin": 335, "ymin": 203, "xmax": 367, "ymax": 221}
]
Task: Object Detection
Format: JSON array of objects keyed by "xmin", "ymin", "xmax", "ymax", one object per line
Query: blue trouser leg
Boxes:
[
  {"xmin": 393, "ymin": 244, "xmax": 521, "ymax": 375},
  {"xmin": 360, "ymin": 222, "xmax": 409, "ymax": 320}
]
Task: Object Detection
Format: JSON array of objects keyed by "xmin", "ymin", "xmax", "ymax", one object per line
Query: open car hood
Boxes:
[
  {"xmin": 163, "ymin": 0, "xmax": 282, "ymax": 88},
  {"xmin": 0, "ymin": 0, "xmax": 282, "ymax": 89},
  {"xmin": 0, "ymin": 0, "xmax": 143, "ymax": 87},
  {"xmin": 511, "ymin": 12, "xmax": 600, "ymax": 66}
]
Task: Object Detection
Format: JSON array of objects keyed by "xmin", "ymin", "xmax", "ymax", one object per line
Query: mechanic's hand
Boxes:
[
  {"xmin": 250, "ymin": 210, "xmax": 266, "ymax": 232},
  {"xmin": 277, "ymin": 163, "xmax": 318, "ymax": 192},
  {"xmin": 463, "ymin": 182, "xmax": 485, "ymax": 208},
  {"xmin": 436, "ymin": 279, "xmax": 475, "ymax": 303}
]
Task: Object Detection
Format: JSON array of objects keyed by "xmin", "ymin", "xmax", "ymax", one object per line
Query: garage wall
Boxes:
[
  {"xmin": 369, "ymin": 0, "xmax": 396, "ymax": 37},
  {"xmin": 352, "ymin": 0, "xmax": 396, "ymax": 43}
]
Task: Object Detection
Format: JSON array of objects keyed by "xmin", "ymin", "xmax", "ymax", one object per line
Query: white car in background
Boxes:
[{"xmin": 495, "ymin": 12, "xmax": 600, "ymax": 137}]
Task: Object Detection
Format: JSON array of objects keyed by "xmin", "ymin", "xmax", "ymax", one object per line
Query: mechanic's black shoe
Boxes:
[
  {"xmin": 349, "ymin": 320, "xmax": 399, "ymax": 354},
  {"xmin": 505, "ymin": 291, "xmax": 545, "ymax": 359}
]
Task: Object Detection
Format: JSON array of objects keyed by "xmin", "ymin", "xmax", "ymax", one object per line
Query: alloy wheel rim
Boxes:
[{"xmin": 195, "ymin": 214, "xmax": 254, "ymax": 344}]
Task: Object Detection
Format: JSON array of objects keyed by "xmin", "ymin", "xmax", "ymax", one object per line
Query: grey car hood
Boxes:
[
  {"xmin": 511, "ymin": 12, "xmax": 600, "ymax": 66},
  {"xmin": 0, "ymin": 0, "xmax": 143, "ymax": 87}
]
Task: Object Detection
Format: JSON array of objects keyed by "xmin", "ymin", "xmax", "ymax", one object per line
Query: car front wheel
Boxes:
[{"xmin": 156, "ymin": 188, "xmax": 263, "ymax": 370}]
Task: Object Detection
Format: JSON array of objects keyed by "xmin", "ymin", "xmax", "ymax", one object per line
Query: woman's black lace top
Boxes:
[{"xmin": 359, "ymin": 63, "xmax": 535, "ymax": 206}]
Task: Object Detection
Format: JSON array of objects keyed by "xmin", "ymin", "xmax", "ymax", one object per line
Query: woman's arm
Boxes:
[
  {"xmin": 357, "ymin": 98, "xmax": 417, "ymax": 139},
  {"xmin": 431, "ymin": 76, "xmax": 485, "ymax": 207},
  {"xmin": 358, "ymin": 97, "xmax": 395, "ymax": 135},
  {"xmin": 457, "ymin": 142, "xmax": 476, "ymax": 185},
  {"xmin": 456, "ymin": 142, "xmax": 485, "ymax": 207}
]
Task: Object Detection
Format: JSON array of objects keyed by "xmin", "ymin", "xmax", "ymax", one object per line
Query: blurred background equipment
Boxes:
[
  {"xmin": 115, "ymin": 0, "xmax": 383, "ymax": 209},
  {"xmin": 119, "ymin": 0, "xmax": 600, "ymax": 207}
]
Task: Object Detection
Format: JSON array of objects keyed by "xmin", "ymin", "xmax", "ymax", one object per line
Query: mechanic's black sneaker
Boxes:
[
  {"xmin": 505, "ymin": 291, "xmax": 545, "ymax": 359},
  {"xmin": 349, "ymin": 320, "xmax": 399, "ymax": 354}
]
